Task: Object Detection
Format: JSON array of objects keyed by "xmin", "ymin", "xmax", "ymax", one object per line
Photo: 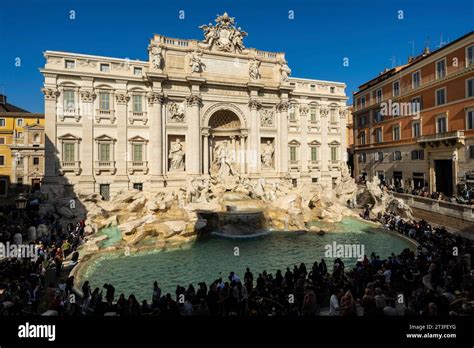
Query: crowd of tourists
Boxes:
[{"xmin": 0, "ymin": 196, "xmax": 473, "ymax": 317}]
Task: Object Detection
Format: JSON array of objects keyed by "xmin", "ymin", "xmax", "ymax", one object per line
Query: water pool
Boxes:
[{"xmin": 81, "ymin": 218, "xmax": 415, "ymax": 300}]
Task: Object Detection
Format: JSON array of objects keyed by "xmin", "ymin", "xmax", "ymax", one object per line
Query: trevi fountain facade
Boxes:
[{"xmin": 37, "ymin": 13, "xmax": 412, "ymax": 256}]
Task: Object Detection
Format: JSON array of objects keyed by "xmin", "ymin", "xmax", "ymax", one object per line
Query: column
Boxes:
[
  {"xmin": 320, "ymin": 106, "xmax": 331, "ymax": 186},
  {"xmin": 148, "ymin": 92, "xmax": 164, "ymax": 187},
  {"xmin": 240, "ymin": 135, "xmax": 246, "ymax": 174},
  {"xmin": 202, "ymin": 128, "xmax": 210, "ymax": 175},
  {"xmin": 78, "ymin": 89, "xmax": 96, "ymax": 192},
  {"xmin": 248, "ymin": 99, "xmax": 261, "ymax": 175},
  {"xmin": 278, "ymin": 102, "xmax": 289, "ymax": 174},
  {"xmin": 300, "ymin": 104, "xmax": 309, "ymax": 178},
  {"xmin": 114, "ymin": 91, "xmax": 130, "ymax": 192},
  {"xmin": 186, "ymin": 94, "xmax": 202, "ymax": 175},
  {"xmin": 41, "ymin": 87, "xmax": 60, "ymax": 190}
]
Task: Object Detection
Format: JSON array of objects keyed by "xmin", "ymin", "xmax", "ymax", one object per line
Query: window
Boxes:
[
  {"xmin": 99, "ymin": 143, "xmax": 111, "ymax": 161},
  {"xmin": 330, "ymin": 109, "xmax": 337, "ymax": 123},
  {"xmin": 310, "ymin": 84, "xmax": 315, "ymax": 91},
  {"xmin": 412, "ymin": 96, "xmax": 422, "ymax": 112},
  {"xmin": 310, "ymin": 107, "xmax": 317, "ymax": 122},
  {"xmin": 0, "ymin": 155, "xmax": 4, "ymax": 166},
  {"xmin": 310, "ymin": 147, "xmax": 317, "ymax": 161},
  {"xmin": 99, "ymin": 92, "xmax": 110, "ymax": 110},
  {"xmin": 100, "ymin": 63, "xmax": 110, "ymax": 72},
  {"xmin": 311, "ymin": 178, "xmax": 318, "ymax": 183},
  {"xmin": 467, "ymin": 78, "xmax": 474, "ymax": 98},
  {"xmin": 468, "ymin": 45, "xmax": 474, "ymax": 67},
  {"xmin": 63, "ymin": 90, "xmax": 75, "ymax": 110},
  {"xmin": 436, "ymin": 88, "xmax": 446, "ymax": 105},
  {"xmin": 392, "ymin": 125, "xmax": 400, "ymax": 141},
  {"xmin": 17, "ymin": 177, "xmax": 23, "ymax": 186},
  {"xmin": 0, "ymin": 137, "xmax": 4, "ymax": 144},
  {"xmin": 393, "ymin": 80, "xmax": 400, "ymax": 97},
  {"xmin": 360, "ymin": 96, "xmax": 366, "ymax": 109},
  {"xmin": 436, "ymin": 115, "xmax": 447, "ymax": 133},
  {"xmin": 393, "ymin": 151, "xmax": 402, "ymax": 161},
  {"xmin": 65, "ymin": 60, "xmax": 75, "ymax": 69},
  {"xmin": 436, "ymin": 59, "xmax": 446, "ymax": 79},
  {"xmin": 0, "ymin": 118, "xmax": 5, "ymax": 127},
  {"xmin": 133, "ymin": 183, "xmax": 143, "ymax": 191},
  {"xmin": 16, "ymin": 132, "xmax": 23, "ymax": 139},
  {"xmin": 330, "ymin": 147, "xmax": 338, "ymax": 161},
  {"xmin": 100, "ymin": 184, "xmax": 110, "ymax": 201},
  {"xmin": 374, "ymin": 110, "xmax": 382, "ymax": 123},
  {"xmin": 289, "ymin": 147, "xmax": 297, "ymax": 162},
  {"xmin": 466, "ymin": 109, "xmax": 474, "ymax": 130},
  {"xmin": 375, "ymin": 128, "xmax": 383, "ymax": 143},
  {"xmin": 132, "ymin": 95, "xmax": 142, "ymax": 112},
  {"xmin": 33, "ymin": 157, "xmax": 40, "ymax": 165},
  {"xmin": 470, "ymin": 146, "xmax": 474, "ymax": 159},
  {"xmin": 33, "ymin": 133, "xmax": 40, "ymax": 143},
  {"xmin": 17, "ymin": 118, "xmax": 23, "ymax": 127},
  {"xmin": 133, "ymin": 144, "xmax": 143, "ymax": 161},
  {"xmin": 134, "ymin": 67, "xmax": 142, "ymax": 76},
  {"xmin": 376, "ymin": 89, "xmax": 382, "ymax": 103},
  {"xmin": 330, "ymin": 87, "xmax": 335, "ymax": 94},
  {"xmin": 64, "ymin": 143, "xmax": 75, "ymax": 162},
  {"xmin": 412, "ymin": 122, "xmax": 421, "ymax": 137},
  {"xmin": 375, "ymin": 151, "xmax": 383, "ymax": 162},
  {"xmin": 411, "ymin": 149, "xmax": 424, "ymax": 160},
  {"xmin": 359, "ymin": 115, "xmax": 366, "ymax": 127},
  {"xmin": 360, "ymin": 131, "xmax": 366, "ymax": 145},
  {"xmin": 359, "ymin": 153, "xmax": 366, "ymax": 163},
  {"xmin": 412, "ymin": 71, "xmax": 421, "ymax": 89}
]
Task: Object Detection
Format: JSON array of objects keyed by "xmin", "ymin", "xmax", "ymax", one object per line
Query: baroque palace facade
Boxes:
[
  {"xmin": 353, "ymin": 31, "xmax": 474, "ymax": 196},
  {"xmin": 40, "ymin": 13, "xmax": 348, "ymax": 198}
]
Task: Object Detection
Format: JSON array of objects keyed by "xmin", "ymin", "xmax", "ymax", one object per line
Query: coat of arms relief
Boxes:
[{"xmin": 199, "ymin": 12, "xmax": 248, "ymax": 53}]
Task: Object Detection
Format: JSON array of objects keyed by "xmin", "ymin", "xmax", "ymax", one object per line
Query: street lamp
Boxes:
[{"xmin": 15, "ymin": 194, "xmax": 28, "ymax": 210}]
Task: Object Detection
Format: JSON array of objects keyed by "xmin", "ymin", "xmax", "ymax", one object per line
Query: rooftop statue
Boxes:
[{"xmin": 199, "ymin": 12, "xmax": 248, "ymax": 53}]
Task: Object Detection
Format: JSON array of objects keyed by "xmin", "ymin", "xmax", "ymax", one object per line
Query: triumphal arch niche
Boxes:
[{"xmin": 41, "ymin": 12, "xmax": 348, "ymax": 195}]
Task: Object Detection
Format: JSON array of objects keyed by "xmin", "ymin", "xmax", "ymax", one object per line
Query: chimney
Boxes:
[
  {"xmin": 422, "ymin": 47, "xmax": 430, "ymax": 55},
  {"xmin": 0, "ymin": 94, "xmax": 6, "ymax": 104}
]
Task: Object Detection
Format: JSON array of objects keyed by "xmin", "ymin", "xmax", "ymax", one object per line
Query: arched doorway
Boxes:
[{"xmin": 203, "ymin": 109, "xmax": 247, "ymax": 175}]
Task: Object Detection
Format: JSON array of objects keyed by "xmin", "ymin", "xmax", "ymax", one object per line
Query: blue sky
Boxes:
[{"xmin": 0, "ymin": 0, "xmax": 472, "ymax": 113}]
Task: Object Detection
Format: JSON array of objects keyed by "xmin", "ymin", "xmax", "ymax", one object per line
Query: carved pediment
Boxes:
[
  {"xmin": 128, "ymin": 135, "xmax": 148, "ymax": 143},
  {"xmin": 329, "ymin": 140, "xmax": 341, "ymax": 146},
  {"xmin": 308, "ymin": 140, "xmax": 321, "ymax": 146},
  {"xmin": 288, "ymin": 139, "xmax": 301, "ymax": 146},
  {"xmin": 94, "ymin": 134, "xmax": 115, "ymax": 142},
  {"xmin": 58, "ymin": 133, "xmax": 81, "ymax": 141}
]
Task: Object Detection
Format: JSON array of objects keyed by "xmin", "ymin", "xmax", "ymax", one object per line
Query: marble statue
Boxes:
[
  {"xmin": 168, "ymin": 102, "xmax": 185, "ymax": 122},
  {"xmin": 199, "ymin": 12, "xmax": 247, "ymax": 53},
  {"xmin": 214, "ymin": 140, "xmax": 236, "ymax": 179},
  {"xmin": 249, "ymin": 59, "xmax": 261, "ymax": 80},
  {"xmin": 280, "ymin": 60, "xmax": 291, "ymax": 82},
  {"xmin": 150, "ymin": 46, "xmax": 164, "ymax": 70},
  {"xmin": 261, "ymin": 140, "xmax": 274, "ymax": 168},
  {"xmin": 189, "ymin": 50, "xmax": 205, "ymax": 73},
  {"xmin": 169, "ymin": 138, "xmax": 185, "ymax": 170}
]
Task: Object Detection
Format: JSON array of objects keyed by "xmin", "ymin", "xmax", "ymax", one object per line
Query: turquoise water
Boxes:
[
  {"xmin": 98, "ymin": 226, "xmax": 123, "ymax": 248},
  {"xmin": 82, "ymin": 218, "xmax": 414, "ymax": 301}
]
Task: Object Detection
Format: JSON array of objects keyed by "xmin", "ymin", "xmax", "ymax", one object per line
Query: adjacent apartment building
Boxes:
[
  {"xmin": 0, "ymin": 94, "xmax": 45, "ymax": 197},
  {"xmin": 353, "ymin": 31, "xmax": 474, "ymax": 196}
]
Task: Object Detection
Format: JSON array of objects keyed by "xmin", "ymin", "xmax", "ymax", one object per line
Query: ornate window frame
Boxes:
[
  {"xmin": 94, "ymin": 134, "xmax": 116, "ymax": 175},
  {"xmin": 128, "ymin": 135, "xmax": 149, "ymax": 174},
  {"xmin": 58, "ymin": 133, "xmax": 81, "ymax": 175}
]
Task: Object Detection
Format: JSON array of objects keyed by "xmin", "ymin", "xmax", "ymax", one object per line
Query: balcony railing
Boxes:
[
  {"xmin": 288, "ymin": 160, "xmax": 301, "ymax": 171},
  {"xmin": 417, "ymin": 130, "xmax": 465, "ymax": 145},
  {"xmin": 94, "ymin": 160, "xmax": 116, "ymax": 175},
  {"xmin": 128, "ymin": 111, "xmax": 148, "ymax": 125},
  {"xmin": 308, "ymin": 160, "xmax": 320, "ymax": 171},
  {"xmin": 58, "ymin": 107, "xmax": 81, "ymax": 121},
  {"xmin": 59, "ymin": 160, "xmax": 81, "ymax": 175},
  {"xmin": 95, "ymin": 109, "xmax": 116, "ymax": 123},
  {"xmin": 127, "ymin": 160, "xmax": 148, "ymax": 174}
]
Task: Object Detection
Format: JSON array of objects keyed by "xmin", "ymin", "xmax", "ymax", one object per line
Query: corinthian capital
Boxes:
[
  {"xmin": 41, "ymin": 87, "xmax": 60, "ymax": 100},
  {"xmin": 248, "ymin": 99, "xmax": 262, "ymax": 110},
  {"xmin": 186, "ymin": 94, "xmax": 202, "ymax": 106},
  {"xmin": 80, "ymin": 90, "xmax": 97, "ymax": 103},
  {"xmin": 277, "ymin": 102, "xmax": 289, "ymax": 112},
  {"xmin": 147, "ymin": 92, "xmax": 164, "ymax": 106},
  {"xmin": 115, "ymin": 93, "xmax": 130, "ymax": 105}
]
